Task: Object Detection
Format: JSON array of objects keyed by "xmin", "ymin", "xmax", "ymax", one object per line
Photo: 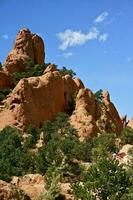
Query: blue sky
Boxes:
[{"xmin": 0, "ymin": 0, "xmax": 133, "ymax": 119}]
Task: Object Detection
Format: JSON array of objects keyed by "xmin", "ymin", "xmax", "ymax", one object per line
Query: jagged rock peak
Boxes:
[{"xmin": 3, "ymin": 28, "xmax": 45, "ymax": 73}]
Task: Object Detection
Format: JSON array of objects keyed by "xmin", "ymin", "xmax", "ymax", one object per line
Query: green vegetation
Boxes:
[
  {"xmin": 0, "ymin": 113, "xmax": 133, "ymax": 199},
  {"xmin": 71, "ymin": 159, "xmax": 132, "ymax": 200},
  {"xmin": 0, "ymin": 126, "xmax": 37, "ymax": 181},
  {"xmin": 91, "ymin": 133, "xmax": 118, "ymax": 161},
  {"xmin": 59, "ymin": 66, "xmax": 76, "ymax": 77},
  {"xmin": 12, "ymin": 61, "xmax": 76, "ymax": 86},
  {"xmin": 94, "ymin": 89, "xmax": 103, "ymax": 103},
  {"xmin": 12, "ymin": 61, "xmax": 51, "ymax": 85},
  {"xmin": 0, "ymin": 88, "xmax": 12, "ymax": 101},
  {"xmin": 0, "ymin": 62, "xmax": 2, "ymax": 68},
  {"xmin": 120, "ymin": 127, "xmax": 133, "ymax": 145}
]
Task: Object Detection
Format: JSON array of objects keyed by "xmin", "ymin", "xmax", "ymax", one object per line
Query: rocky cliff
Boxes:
[
  {"xmin": 0, "ymin": 28, "xmax": 133, "ymax": 200},
  {"xmin": 0, "ymin": 28, "xmax": 124, "ymax": 139}
]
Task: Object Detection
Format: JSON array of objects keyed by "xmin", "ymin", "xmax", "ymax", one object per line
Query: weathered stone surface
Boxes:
[
  {"xmin": 0, "ymin": 180, "xmax": 29, "ymax": 200},
  {"xmin": 43, "ymin": 63, "xmax": 57, "ymax": 74},
  {"xmin": 102, "ymin": 91, "xmax": 123, "ymax": 135},
  {"xmin": 32, "ymin": 34, "xmax": 45, "ymax": 64},
  {"xmin": 11, "ymin": 174, "xmax": 45, "ymax": 200},
  {"xmin": 0, "ymin": 71, "xmax": 13, "ymax": 89},
  {"xmin": 2, "ymin": 71, "xmax": 65, "ymax": 129},
  {"xmin": 63, "ymin": 75, "xmax": 84, "ymax": 111},
  {"xmin": 3, "ymin": 29, "xmax": 45, "ymax": 74},
  {"xmin": 70, "ymin": 88, "xmax": 99, "ymax": 140},
  {"xmin": 0, "ymin": 30, "xmax": 123, "ymax": 139}
]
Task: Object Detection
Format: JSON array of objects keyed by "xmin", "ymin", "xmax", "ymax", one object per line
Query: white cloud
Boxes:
[
  {"xmin": 94, "ymin": 12, "xmax": 109, "ymax": 23},
  {"xmin": 56, "ymin": 52, "xmax": 74, "ymax": 58},
  {"xmin": 99, "ymin": 33, "xmax": 108, "ymax": 42},
  {"xmin": 57, "ymin": 27, "xmax": 99, "ymax": 50},
  {"xmin": 2, "ymin": 34, "xmax": 9, "ymax": 39},
  {"xmin": 57, "ymin": 27, "xmax": 108, "ymax": 50}
]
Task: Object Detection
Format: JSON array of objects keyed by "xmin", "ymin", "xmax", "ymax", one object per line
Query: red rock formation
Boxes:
[
  {"xmin": 102, "ymin": 91, "xmax": 123, "ymax": 135},
  {"xmin": 0, "ymin": 29, "xmax": 123, "ymax": 139},
  {"xmin": 3, "ymin": 29, "xmax": 45, "ymax": 74},
  {"xmin": 0, "ymin": 71, "xmax": 13, "ymax": 89},
  {"xmin": 70, "ymin": 88, "xmax": 99, "ymax": 140},
  {"xmin": 0, "ymin": 65, "xmax": 85, "ymax": 131}
]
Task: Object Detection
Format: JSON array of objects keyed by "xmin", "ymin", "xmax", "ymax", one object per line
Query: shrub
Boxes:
[
  {"xmin": 59, "ymin": 66, "xmax": 76, "ymax": 77},
  {"xmin": 24, "ymin": 124, "xmax": 40, "ymax": 149},
  {"xmin": 12, "ymin": 62, "xmax": 51, "ymax": 85},
  {"xmin": 91, "ymin": 133, "xmax": 118, "ymax": 161},
  {"xmin": 0, "ymin": 88, "xmax": 12, "ymax": 101},
  {"xmin": 71, "ymin": 159, "xmax": 131, "ymax": 200},
  {"xmin": 121, "ymin": 127, "xmax": 133, "ymax": 145},
  {"xmin": 94, "ymin": 89, "xmax": 103, "ymax": 103},
  {"xmin": 0, "ymin": 126, "xmax": 37, "ymax": 181}
]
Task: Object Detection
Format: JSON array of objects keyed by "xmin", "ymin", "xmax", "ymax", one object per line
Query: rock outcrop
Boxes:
[
  {"xmin": 11, "ymin": 174, "xmax": 45, "ymax": 200},
  {"xmin": 3, "ymin": 29, "xmax": 45, "ymax": 74},
  {"xmin": 101, "ymin": 91, "xmax": 123, "ymax": 135},
  {"xmin": 70, "ymin": 89, "xmax": 123, "ymax": 140},
  {"xmin": 0, "ymin": 175, "xmax": 73, "ymax": 200},
  {"xmin": 0, "ymin": 65, "xmax": 122, "ymax": 138},
  {"xmin": 0, "ymin": 29, "xmax": 123, "ymax": 139},
  {"xmin": 0, "ymin": 71, "xmax": 13, "ymax": 89},
  {"xmin": 0, "ymin": 180, "xmax": 30, "ymax": 200},
  {"xmin": 0, "ymin": 66, "xmax": 84, "ymax": 131},
  {"xmin": 70, "ymin": 88, "xmax": 99, "ymax": 140}
]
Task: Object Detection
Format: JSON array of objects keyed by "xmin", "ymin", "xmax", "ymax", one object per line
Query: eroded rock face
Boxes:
[
  {"xmin": 0, "ymin": 65, "xmax": 122, "ymax": 139},
  {"xmin": 102, "ymin": 91, "xmax": 123, "ymax": 135},
  {"xmin": 4, "ymin": 71, "xmax": 65, "ymax": 129},
  {"xmin": 3, "ymin": 29, "xmax": 45, "ymax": 74},
  {"xmin": 70, "ymin": 89, "xmax": 123, "ymax": 140},
  {"xmin": 70, "ymin": 88, "xmax": 99, "ymax": 140},
  {"xmin": 0, "ymin": 71, "xmax": 13, "ymax": 89}
]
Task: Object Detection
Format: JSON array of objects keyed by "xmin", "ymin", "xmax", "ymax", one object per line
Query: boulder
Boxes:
[{"xmin": 0, "ymin": 180, "xmax": 29, "ymax": 200}]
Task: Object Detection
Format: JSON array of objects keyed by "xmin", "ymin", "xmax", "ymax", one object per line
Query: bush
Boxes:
[
  {"xmin": 24, "ymin": 124, "xmax": 40, "ymax": 149},
  {"xmin": 94, "ymin": 89, "xmax": 103, "ymax": 103},
  {"xmin": 12, "ymin": 62, "xmax": 51, "ymax": 85},
  {"xmin": 91, "ymin": 133, "xmax": 118, "ymax": 161},
  {"xmin": 0, "ymin": 126, "xmax": 37, "ymax": 181},
  {"xmin": 59, "ymin": 66, "xmax": 76, "ymax": 77},
  {"xmin": 0, "ymin": 88, "xmax": 12, "ymax": 101},
  {"xmin": 121, "ymin": 127, "xmax": 133, "ymax": 145},
  {"xmin": 71, "ymin": 158, "xmax": 132, "ymax": 200}
]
